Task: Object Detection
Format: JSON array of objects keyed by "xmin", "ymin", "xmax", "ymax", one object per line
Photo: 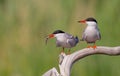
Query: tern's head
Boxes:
[
  {"xmin": 48, "ymin": 30, "xmax": 65, "ymax": 38},
  {"xmin": 45, "ymin": 30, "xmax": 65, "ymax": 45},
  {"xmin": 78, "ymin": 17, "xmax": 97, "ymax": 26}
]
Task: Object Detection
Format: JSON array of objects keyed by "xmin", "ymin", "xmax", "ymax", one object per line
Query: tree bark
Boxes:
[{"xmin": 42, "ymin": 46, "xmax": 120, "ymax": 76}]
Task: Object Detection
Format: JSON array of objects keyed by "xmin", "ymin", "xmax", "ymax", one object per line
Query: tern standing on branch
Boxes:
[
  {"xmin": 78, "ymin": 17, "xmax": 101, "ymax": 49},
  {"xmin": 46, "ymin": 30, "xmax": 79, "ymax": 54}
]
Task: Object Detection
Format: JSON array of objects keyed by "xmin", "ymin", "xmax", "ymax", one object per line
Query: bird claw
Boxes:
[
  {"xmin": 87, "ymin": 46, "xmax": 91, "ymax": 48},
  {"xmin": 87, "ymin": 45, "xmax": 97, "ymax": 49},
  {"xmin": 92, "ymin": 45, "xmax": 97, "ymax": 49}
]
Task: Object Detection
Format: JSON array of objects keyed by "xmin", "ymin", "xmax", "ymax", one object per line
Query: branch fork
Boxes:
[{"xmin": 43, "ymin": 46, "xmax": 120, "ymax": 76}]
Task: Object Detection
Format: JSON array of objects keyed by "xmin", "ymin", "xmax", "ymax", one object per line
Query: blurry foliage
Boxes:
[{"xmin": 0, "ymin": 0, "xmax": 120, "ymax": 76}]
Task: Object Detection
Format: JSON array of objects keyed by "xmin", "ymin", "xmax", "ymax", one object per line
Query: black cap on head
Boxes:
[
  {"xmin": 52, "ymin": 30, "xmax": 65, "ymax": 34},
  {"xmin": 86, "ymin": 17, "xmax": 97, "ymax": 23}
]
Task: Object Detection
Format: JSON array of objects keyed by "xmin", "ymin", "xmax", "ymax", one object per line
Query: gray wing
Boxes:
[
  {"xmin": 96, "ymin": 28, "xmax": 101, "ymax": 40},
  {"xmin": 82, "ymin": 30, "xmax": 87, "ymax": 41},
  {"xmin": 67, "ymin": 39, "xmax": 76, "ymax": 47},
  {"xmin": 97, "ymin": 31, "xmax": 101, "ymax": 40},
  {"xmin": 65, "ymin": 33, "xmax": 77, "ymax": 46},
  {"xmin": 64, "ymin": 33, "xmax": 74, "ymax": 39}
]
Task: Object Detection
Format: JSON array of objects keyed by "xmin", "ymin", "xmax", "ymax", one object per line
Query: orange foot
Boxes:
[
  {"xmin": 92, "ymin": 45, "xmax": 97, "ymax": 49},
  {"xmin": 87, "ymin": 46, "xmax": 91, "ymax": 48}
]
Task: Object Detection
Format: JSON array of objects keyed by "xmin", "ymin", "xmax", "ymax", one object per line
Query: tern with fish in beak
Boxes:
[{"xmin": 46, "ymin": 30, "xmax": 79, "ymax": 54}]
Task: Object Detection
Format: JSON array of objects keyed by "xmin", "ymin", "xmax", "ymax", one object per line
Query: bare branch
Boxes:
[
  {"xmin": 72, "ymin": 46, "xmax": 120, "ymax": 63},
  {"xmin": 42, "ymin": 67, "xmax": 59, "ymax": 76},
  {"xmin": 43, "ymin": 46, "xmax": 120, "ymax": 76}
]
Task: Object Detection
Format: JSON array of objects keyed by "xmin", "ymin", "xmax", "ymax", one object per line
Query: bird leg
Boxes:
[
  {"xmin": 87, "ymin": 45, "xmax": 91, "ymax": 48},
  {"xmin": 92, "ymin": 43, "xmax": 97, "ymax": 49},
  {"xmin": 87, "ymin": 43, "xmax": 91, "ymax": 48},
  {"xmin": 61, "ymin": 47, "xmax": 64, "ymax": 53},
  {"xmin": 67, "ymin": 49, "xmax": 71, "ymax": 55},
  {"xmin": 87, "ymin": 43, "xmax": 97, "ymax": 49}
]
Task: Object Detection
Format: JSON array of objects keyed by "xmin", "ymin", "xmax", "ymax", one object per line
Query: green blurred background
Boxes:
[{"xmin": 0, "ymin": 0, "xmax": 120, "ymax": 76}]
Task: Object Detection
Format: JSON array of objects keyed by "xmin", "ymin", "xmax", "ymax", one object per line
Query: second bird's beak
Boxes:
[
  {"xmin": 45, "ymin": 34, "xmax": 54, "ymax": 45},
  {"xmin": 78, "ymin": 20, "xmax": 86, "ymax": 23}
]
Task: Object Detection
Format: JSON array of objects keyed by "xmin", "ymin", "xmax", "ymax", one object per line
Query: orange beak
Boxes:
[
  {"xmin": 78, "ymin": 20, "xmax": 86, "ymax": 23},
  {"xmin": 48, "ymin": 34, "xmax": 54, "ymax": 38},
  {"xmin": 45, "ymin": 34, "xmax": 54, "ymax": 45}
]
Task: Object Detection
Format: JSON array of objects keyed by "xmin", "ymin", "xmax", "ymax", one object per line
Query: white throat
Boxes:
[
  {"xmin": 54, "ymin": 33, "xmax": 65, "ymax": 38},
  {"xmin": 54, "ymin": 33, "xmax": 66, "ymax": 41},
  {"xmin": 86, "ymin": 21, "xmax": 97, "ymax": 27}
]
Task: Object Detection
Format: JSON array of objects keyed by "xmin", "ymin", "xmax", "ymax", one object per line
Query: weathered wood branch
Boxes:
[{"xmin": 42, "ymin": 46, "xmax": 120, "ymax": 76}]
